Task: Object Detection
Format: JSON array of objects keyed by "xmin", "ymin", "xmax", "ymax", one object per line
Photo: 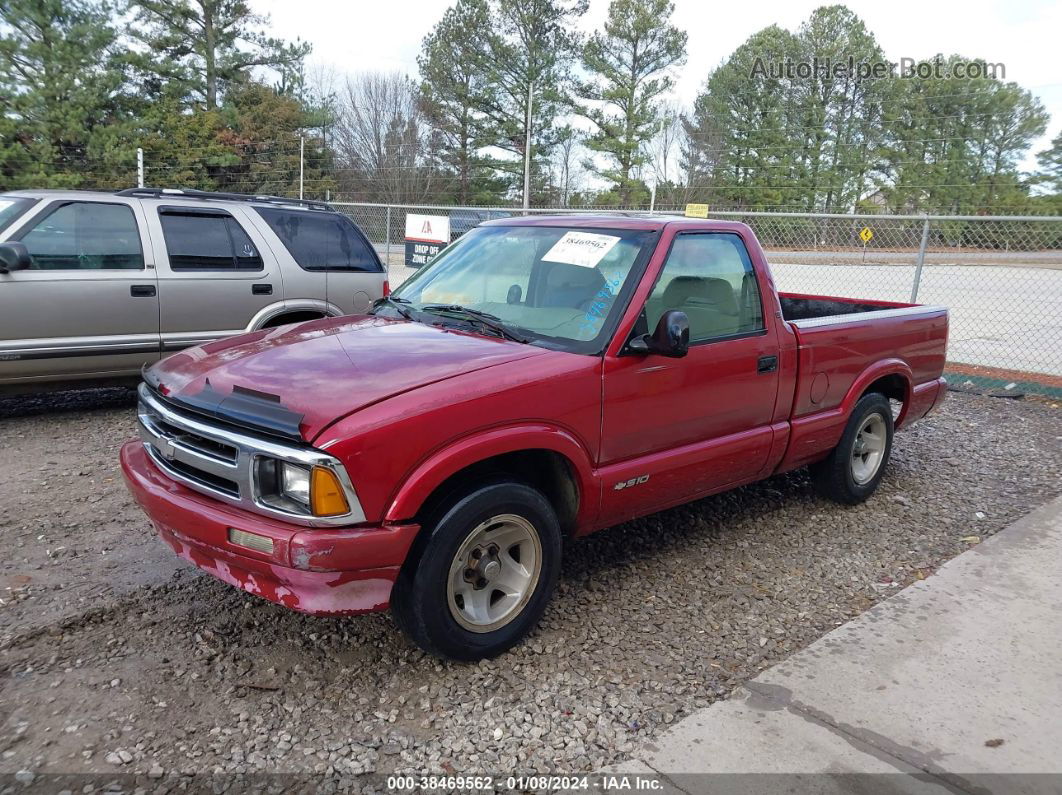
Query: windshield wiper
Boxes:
[
  {"xmin": 420, "ymin": 304, "xmax": 530, "ymax": 343},
  {"xmin": 371, "ymin": 295, "xmax": 415, "ymax": 321}
]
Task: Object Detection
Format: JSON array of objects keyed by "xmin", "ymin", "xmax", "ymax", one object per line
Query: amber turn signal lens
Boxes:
[{"xmin": 310, "ymin": 466, "xmax": 350, "ymax": 517}]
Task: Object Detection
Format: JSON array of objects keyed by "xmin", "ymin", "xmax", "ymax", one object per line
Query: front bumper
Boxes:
[{"xmin": 120, "ymin": 441, "xmax": 419, "ymax": 616}]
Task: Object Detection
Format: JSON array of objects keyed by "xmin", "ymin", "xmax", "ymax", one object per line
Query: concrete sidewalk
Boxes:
[{"xmin": 608, "ymin": 495, "xmax": 1062, "ymax": 795}]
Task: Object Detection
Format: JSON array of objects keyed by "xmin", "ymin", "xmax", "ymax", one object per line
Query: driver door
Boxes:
[
  {"xmin": 0, "ymin": 198, "xmax": 159, "ymax": 385},
  {"xmin": 598, "ymin": 231, "xmax": 781, "ymax": 526}
]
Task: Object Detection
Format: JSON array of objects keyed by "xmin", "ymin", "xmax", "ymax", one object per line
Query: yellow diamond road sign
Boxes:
[
  {"xmin": 859, "ymin": 226, "xmax": 874, "ymax": 244},
  {"xmin": 684, "ymin": 203, "xmax": 709, "ymax": 218}
]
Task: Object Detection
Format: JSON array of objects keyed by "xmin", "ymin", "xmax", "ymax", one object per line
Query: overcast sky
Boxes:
[{"xmin": 254, "ymin": 0, "xmax": 1062, "ymax": 171}]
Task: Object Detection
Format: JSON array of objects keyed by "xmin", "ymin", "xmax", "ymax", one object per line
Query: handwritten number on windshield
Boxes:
[{"xmin": 578, "ymin": 274, "xmax": 622, "ymax": 339}]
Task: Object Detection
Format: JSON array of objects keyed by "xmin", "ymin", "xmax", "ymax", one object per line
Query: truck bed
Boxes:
[
  {"xmin": 776, "ymin": 291, "xmax": 949, "ymax": 470},
  {"xmin": 779, "ymin": 292, "xmax": 914, "ymax": 322}
]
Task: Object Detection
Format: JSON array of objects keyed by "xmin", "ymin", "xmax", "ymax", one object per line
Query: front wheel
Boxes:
[
  {"xmin": 812, "ymin": 392, "xmax": 894, "ymax": 504},
  {"xmin": 391, "ymin": 481, "xmax": 562, "ymax": 661}
]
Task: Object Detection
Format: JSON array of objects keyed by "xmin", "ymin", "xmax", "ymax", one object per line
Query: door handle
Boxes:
[
  {"xmin": 757, "ymin": 355, "xmax": 778, "ymax": 374},
  {"xmin": 252, "ymin": 283, "xmax": 273, "ymax": 295},
  {"xmin": 130, "ymin": 284, "xmax": 156, "ymax": 297}
]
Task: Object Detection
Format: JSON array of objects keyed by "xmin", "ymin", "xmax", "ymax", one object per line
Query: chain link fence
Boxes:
[{"xmin": 334, "ymin": 202, "xmax": 1062, "ymax": 396}]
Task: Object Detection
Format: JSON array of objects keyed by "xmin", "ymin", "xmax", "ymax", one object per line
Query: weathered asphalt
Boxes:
[{"xmin": 606, "ymin": 495, "xmax": 1062, "ymax": 794}]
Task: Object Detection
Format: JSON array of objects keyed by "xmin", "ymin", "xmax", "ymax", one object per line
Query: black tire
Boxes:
[
  {"xmin": 391, "ymin": 480, "xmax": 562, "ymax": 661},
  {"xmin": 812, "ymin": 392, "xmax": 894, "ymax": 505}
]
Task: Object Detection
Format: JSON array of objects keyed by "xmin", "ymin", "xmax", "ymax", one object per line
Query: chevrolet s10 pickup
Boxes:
[{"xmin": 121, "ymin": 215, "xmax": 948, "ymax": 660}]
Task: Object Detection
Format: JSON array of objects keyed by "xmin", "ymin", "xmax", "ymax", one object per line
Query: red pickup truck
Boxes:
[{"xmin": 121, "ymin": 216, "xmax": 948, "ymax": 660}]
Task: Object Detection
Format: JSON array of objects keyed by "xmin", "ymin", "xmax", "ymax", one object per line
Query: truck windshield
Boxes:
[
  {"xmin": 388, "ymin": 225, "xmax": 653, "ymax": 352},
  {"xmin": 0, "ymin": 196, "xmax": 35, "ymax": 235}
]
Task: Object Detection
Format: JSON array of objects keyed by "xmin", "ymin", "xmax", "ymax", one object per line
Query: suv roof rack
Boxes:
[{"xmin": 115, "ymin": 187, "xmax": 334, "ymax": 212}]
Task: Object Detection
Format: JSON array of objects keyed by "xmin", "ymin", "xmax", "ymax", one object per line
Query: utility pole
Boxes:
[
  {"xmin": 136, "ymin": 148, "xmax": 144, "ymax": 189},
  {"xmin": 523, "ymin": 80, "xmax": 533, "ymax": 212},
  {"xmin": 299, "ymin": 135, "xmax": 305, "ymax": 200}
]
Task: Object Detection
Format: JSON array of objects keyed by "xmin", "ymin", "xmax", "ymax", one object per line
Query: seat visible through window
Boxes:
[
  {"xmin": 661, "ymin": 275, "xmax": 740, "ymax": 338},
  {"xmin": 540, "ymin": 262, "xmax": 605, "ymax": 308},
  {"xmin": 644, "ymin": 233, "xmax": 765, "ymax": 342}
]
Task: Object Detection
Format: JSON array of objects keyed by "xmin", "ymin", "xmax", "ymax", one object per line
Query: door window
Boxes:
[
  {"xmin": 253, "ymin": 208, "xmax": 382, "ymax": 272},
  {"xmin": 645, "ymin": 233, "xmax": 764, "ymax": 342},
  {"xmin": 159, "ymin": 209, "xmax": 263, "ymax": 271},
  {"xmin": 17, "ymin": 202, "xmax": 144, "ymax": 270},
  {"xmin": 0, "ymin": 196, "xmax": 35, "ymax": 235}
]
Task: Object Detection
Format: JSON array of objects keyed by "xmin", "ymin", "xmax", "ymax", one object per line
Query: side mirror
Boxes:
[
  {"xmin": 627, "ymin": 310, "xmax": 690, "ymax": 358},
  {"xmin": 0, "ymin": 242, "xmax": 31, "ymax": 274}
]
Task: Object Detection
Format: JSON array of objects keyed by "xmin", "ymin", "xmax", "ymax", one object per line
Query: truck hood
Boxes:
[{"xmin": 145, "ymin": 315, "xmax": 547, "ymax": 441}]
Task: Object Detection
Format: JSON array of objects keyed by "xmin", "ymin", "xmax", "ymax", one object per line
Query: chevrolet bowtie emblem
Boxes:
[{"xmin": 157, "ymin": 439, "xmax": 176, "ymax": 460}]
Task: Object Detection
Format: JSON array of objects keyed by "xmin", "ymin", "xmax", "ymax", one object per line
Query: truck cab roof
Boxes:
[{"xmin": 479, "ymin": 213, "xmax": 750, "ymax": 233}]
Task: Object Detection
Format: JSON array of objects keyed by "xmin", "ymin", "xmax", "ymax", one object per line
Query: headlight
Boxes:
[
  {"xmin": 255, "ymin": 458, "xmax": 351, "ymax": 518},
  {"xmin": 280, "ymin": 462, "xmax": 311, "ymax": 507}
]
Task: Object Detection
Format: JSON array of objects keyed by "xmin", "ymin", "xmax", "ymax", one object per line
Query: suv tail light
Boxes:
[{"xmin": 382, "ymin": 279, "xmax": 391, "ymax": 296}]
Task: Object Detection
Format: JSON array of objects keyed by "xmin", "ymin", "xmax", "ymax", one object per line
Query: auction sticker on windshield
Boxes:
[{"xmin": 542, "ymin": 231, "xmax": 621, "ymax": 268}]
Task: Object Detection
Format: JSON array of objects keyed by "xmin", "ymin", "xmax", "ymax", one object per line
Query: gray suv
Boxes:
[{"xmin": 0, "ymin": 188, "xmax": 387, "ymax": 394}]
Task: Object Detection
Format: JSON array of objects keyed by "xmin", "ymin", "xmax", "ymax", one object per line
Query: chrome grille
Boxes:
[
  {"xmin": 150, "ymin": 415, "xmax": 238, "ymax": 464},
  {"xmin": 136, "ymin": 383, "xmax": 365, "ymax": 526}
]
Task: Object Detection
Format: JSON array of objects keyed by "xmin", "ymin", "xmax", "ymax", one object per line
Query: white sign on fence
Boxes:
[
  {"xmin": 404, "ymin": 214, "xmax": 450, "ymax": 244},
  {"xmin": 404, "ymin": 214, "xmax": 451, "ymax": 267}
]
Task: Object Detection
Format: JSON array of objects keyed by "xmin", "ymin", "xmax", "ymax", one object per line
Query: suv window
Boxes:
[
  {"xmin": 254, "ymin": 208, "xmax": 381, "ymax": 272},
  {"xmin": 16, "ymin": 201, "xmax": 144, "ymax": 270},
  {"xmin": 645, "ymin": 233, "xmax": 764, "ymax": 342},
  {"xmin": 0, "ymin": 196, "xmax": 35, "ymax": 235},
  {"xmin": 159, "ymin": 208, "xmax": 262, "ymax": 271}
]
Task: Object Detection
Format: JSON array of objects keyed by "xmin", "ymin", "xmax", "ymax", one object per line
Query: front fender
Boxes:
[{"xmin": 383, "ymin": 423, "xmax": 598, "ymax": 528}]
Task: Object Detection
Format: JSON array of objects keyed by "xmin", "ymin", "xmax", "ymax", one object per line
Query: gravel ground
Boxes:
[{"xmin": 0, "ymin": 388, "xmax": 1060, "ymax": 787}]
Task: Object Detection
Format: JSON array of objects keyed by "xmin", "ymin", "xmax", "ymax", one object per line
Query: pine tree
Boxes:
[
  {"xmin": 1036, "ymin": 132, "xmax": 1062, "ymax": 194},
  {"xmin": 128, "ymin": 0, "xmax": 310, "ymax": 110},
  {"xmin": 685, "ymin": 25, "xmax": 802, "ymax": 210},
  {"xmin": 474, "ymin": 0, "xmax": 588, "ymax": 202},
  {"xmin": 417, "ymin": 0, "xmax": 494, "ymax": 204},
  {"xmin": 687, "ymin": 7, "xmax": 1048, "ymax": 215},
  {"xmin": 0, "ymin": 0, "xmax": 128, "ymax": 189},
  {"xmin": 575, "ymin": 0, "xmax": 686, "ymax": 204},
  {"xmin": 879, "ymin": 57, "xmax": 1047, "ymax": 213},
  {"xmin": 792, "ymin": 5, "xmax": 886, "ymax": 212}
]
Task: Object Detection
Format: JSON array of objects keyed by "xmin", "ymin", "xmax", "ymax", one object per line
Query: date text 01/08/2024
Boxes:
[{"xmin": 385, "ymin": 775, "xmax": 664, "ymax": 791}]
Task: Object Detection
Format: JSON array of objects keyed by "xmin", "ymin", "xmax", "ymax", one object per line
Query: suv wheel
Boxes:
[
  {"xmin": 812, "ymin": 392, "xmax": 894, "ymax": 504},
  {"xmin": 391, "ymin": 480, "xmax": 561, "ymax": 661}
]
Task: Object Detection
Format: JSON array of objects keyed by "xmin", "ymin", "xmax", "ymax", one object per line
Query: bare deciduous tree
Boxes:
[
  {"xmin": 549, "ymin": 125, "xmax": 585, "ymax": 205},
  {"xmin": 333, "ymin": 71, "xmax": 446, "ymax": 203},
  {"xmin": 644, "ymin": 102, "xmax": 684, "ymax": 187}
]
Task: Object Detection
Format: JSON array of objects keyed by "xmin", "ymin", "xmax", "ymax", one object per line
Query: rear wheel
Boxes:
[
  {"xmin": 391, "ymin": 480, "xmax": 561, "ymax": 661},
  {"xmin": 812, "ymin": 392, "xmax": 894, "ymax": 504}
]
